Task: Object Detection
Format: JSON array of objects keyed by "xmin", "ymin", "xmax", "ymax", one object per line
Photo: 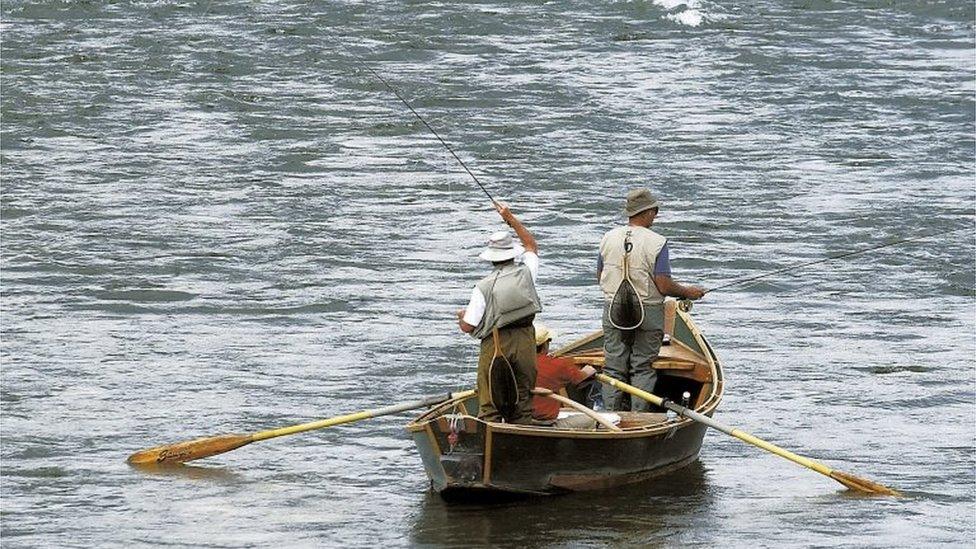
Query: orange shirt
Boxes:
[{"xmin": 531, "ymin": 354, "xmax": 591, "ymax": 420}]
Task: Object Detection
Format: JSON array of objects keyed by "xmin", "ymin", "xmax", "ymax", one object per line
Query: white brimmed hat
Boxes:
[
  {"xmin": 534, "ymin": 321, "xmax": 556, "ymax": 346},
  {"xmin": 478, "ymin": 231, "xmax": 524, "ymax": 262}
]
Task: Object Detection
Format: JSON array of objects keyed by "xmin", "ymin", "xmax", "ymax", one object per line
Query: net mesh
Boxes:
[
  {"xmin": 609, "ymin": 278, "xmax": 643, "ymax": 329},
  {"xmin": 488, "ymin": 355, "xmax": 519, "ymax": 421}
]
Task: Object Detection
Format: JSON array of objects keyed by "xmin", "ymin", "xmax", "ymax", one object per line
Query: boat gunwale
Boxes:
[{"xmin": 406, "ymin": 305, "xmax": 723, "ymax": 438}]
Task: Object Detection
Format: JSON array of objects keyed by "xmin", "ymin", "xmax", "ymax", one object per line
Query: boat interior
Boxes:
[
  {"xmin": 413, "ymin": 299, "xmax": 723, "ymax": 433},
  {"xmin": 551, "ymin": 299, "xmax": 722, "ymax": 430}
]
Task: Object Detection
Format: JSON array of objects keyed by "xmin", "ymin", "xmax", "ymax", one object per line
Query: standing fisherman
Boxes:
[
  {"xmin": 598, "ymin": 189, "xmax": 704, "ymax": 412},
  {"xmin": 457, "ymin": 203, "xmax": 542, "ymax": 424}
]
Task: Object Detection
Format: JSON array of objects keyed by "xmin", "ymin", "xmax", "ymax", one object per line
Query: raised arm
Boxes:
[{"xmin": 495, "ymin": 203, "xmax": 537, "ymax": 254}]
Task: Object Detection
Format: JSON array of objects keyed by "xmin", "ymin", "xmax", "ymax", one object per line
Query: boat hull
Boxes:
[
  {"xmin": 411, "ymin": 410, "xmax": 711, "ymax": 498},
  {"xmin": 408, "ymin": 302, "xmax": 722, "ymax": 500}
]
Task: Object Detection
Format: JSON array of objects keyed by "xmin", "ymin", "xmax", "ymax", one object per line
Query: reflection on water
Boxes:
[
  {"xmin": 128, "ymin": 462, "xmax": 243, "ymax": 484},
  {"xmin": 411, "ymin": 461, "xmax": 712, "ymax": 547}
]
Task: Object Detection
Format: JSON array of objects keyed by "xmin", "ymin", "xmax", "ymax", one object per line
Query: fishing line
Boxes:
[
  {"xmin": 703, "ymin": 226, "xmax": 970, "ymax": 295},
  {"xmin": 334, "ymin": 40, "xmax": 497, "ymax": 206},
  {"xmin": 331, "ymin": 39, "xmax": 969, "ymax": 297}
]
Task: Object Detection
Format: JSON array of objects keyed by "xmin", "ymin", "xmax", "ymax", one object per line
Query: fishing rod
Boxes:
[
  {"xmin": 703, "ymin": 226, "xmax": 970, "ymax": 295},
  {"xmin": 337, "ymin": 42, "xmax": 497, "ymax": 205},
  {"xmin": 337, "ymin": 43, "xmax": 966, "ymax": 293}
]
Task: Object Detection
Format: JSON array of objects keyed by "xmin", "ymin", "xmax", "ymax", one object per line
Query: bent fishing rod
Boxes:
[
  {"xmin": 336, "ymin": 42, "xmax": 497, "ymax": 206},
  {"xmin": 704, "ymin": 226, "xmax": 969, "ymax": 295},
  {"xmin": 336, "ymin": 43, "xmax": 967, "ymax": 294}
]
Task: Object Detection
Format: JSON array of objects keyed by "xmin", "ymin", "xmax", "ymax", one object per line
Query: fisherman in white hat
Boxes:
[
  {"xmin": 457, "ymin": 203, "xmax": 542, "ymax": 424},
  {"xmin": 597, "ymin": 189, "xmax": 704, "ymax": 412}
]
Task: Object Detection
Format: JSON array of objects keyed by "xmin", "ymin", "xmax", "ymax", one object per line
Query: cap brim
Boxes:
[
  {"xmin": 625, "ymin": 203, "xmax": 659, "ymax": 217},
  {"xmin": 534, "ymin": 328, "xmax": 557, "ymax": 346}
]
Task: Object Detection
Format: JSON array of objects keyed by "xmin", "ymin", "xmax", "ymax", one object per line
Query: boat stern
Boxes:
[{"xmin": 407, "ymin": 405, "xmax": 498, "ymax": 494}]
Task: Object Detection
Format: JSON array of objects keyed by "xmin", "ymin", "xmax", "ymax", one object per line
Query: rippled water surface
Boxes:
[{"xmin": 2, "ymin": 1, "xmax": 974, "ymax": 547}]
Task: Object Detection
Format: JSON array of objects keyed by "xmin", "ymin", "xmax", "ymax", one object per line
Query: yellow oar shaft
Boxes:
[
  {"xmin": 128, "ymin": 389, "xmax": 476, "ymax": 465},
  {"xmin": 596, "ymin": 374, "xmax": 832, "ymax": 473},
  {"xmin": 596, "ymin": 373, "xmax": 664, "ymax": 406},
  {"xmin": 252, "ymin": 410, "xmax": 375, "ymax": 441},
  {"xmin": 250, "ymin": 389, "xmax": 477, "ymax": 442},
  {"xmin": 594, "ymin": 374, "xmax": 899, "ymax": 495},
  {"xmin": 729, "ymin": 429, "xmax": 832, "ymax": 476}
]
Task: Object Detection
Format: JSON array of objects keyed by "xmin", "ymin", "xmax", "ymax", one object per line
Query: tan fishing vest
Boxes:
[
  {"xmin": 471, "ymin": 262, "xmax": 542, "ymax": 340},
  {"xmin": 599, "ymin": 226, "xmax": 667, "ymax": 305}
]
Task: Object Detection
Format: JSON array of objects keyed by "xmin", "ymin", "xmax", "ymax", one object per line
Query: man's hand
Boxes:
[
  {"xmin": 494, "ymin": 201, "xmax": 516, "ymax": 226},
  {"xmin": 654, "ymin": 276, "xmax": 706, "ymax": 301},
  {"xmin": 457, "ymin": 309, "xmax": 475, "ymax": 333},
  {"xmin": 685, "ymin": 286, "xmax": 706, "ymax": 300},
  {"xmin": 493, "ymin": 201, "xmax": 538, "ymax": 254}
]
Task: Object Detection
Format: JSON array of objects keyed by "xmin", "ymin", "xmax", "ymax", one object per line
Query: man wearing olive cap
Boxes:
[
  {"xmin": 597, "ymin": 189, "xmax": 704, "ymax": 412},
  {"xmin": 457, "ymin": 203, "xmax": 542, "ymax": 424}
]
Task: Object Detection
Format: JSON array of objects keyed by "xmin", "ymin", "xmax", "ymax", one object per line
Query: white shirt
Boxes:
[{"xmin": 462, "ymin": 252, "xmax": 539, "ymax": 327}]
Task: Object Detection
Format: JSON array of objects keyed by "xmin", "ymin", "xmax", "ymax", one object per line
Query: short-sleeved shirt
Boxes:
[
  {"xmin": 531, "ymin": 354, "xmax": 591, "ymax": 420},
  {"xmin": 462, "ymin": 252, "xmax": 539, "ymax": 327}
]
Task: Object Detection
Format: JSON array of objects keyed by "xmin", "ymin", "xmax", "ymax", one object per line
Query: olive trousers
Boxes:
[
  {"xmin": 476, "ymin": 325, "xmax": 537, "ymax": 423},
  {"xmin": 601, "ymin": 302, "xmax": 664, "ymax": 413}
]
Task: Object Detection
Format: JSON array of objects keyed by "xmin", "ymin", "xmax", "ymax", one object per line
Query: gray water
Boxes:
[{"xmin": 2, "ymin": 1, "xmax": 974, "ymax": 547}]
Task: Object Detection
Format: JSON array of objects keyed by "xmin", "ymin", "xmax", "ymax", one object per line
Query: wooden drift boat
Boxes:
[{"xmin": 406, "ymin": 299, "xmax": 724, "ymax": 499}]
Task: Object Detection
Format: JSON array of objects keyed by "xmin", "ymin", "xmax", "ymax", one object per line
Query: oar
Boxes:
[
  {"xmin": 127, "ymin": 389, "xmax": 476, "ymax": 465},
  {"xmin": 595, "ymin": 374, "xmax": 901, "ymax": 496},
  {"xmin": 531, "ymin": 388, "xmax": 622, "ymax": 431}
]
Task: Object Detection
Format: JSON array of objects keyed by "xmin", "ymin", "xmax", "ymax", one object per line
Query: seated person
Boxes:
[{"xmin": 531, "ymin": 322, "xmax": 599, "ymax": 429}]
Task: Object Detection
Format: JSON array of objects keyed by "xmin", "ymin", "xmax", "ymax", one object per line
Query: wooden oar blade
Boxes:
[
  {"xmin": 830, "ymin": 470, "xmax": 902, "ymax": 497},
  {"xmin": 596, "ymin": 374, "xmax": 903, "ymax": 497},
  {"xmin": 127, "ymin": 434, "xmax": 253, "ymax": 465}
]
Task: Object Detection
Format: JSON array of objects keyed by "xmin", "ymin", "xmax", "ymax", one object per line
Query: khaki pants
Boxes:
[{"xmin": 476, "ymin": 325, "xmax": 536, "ymax": 422}]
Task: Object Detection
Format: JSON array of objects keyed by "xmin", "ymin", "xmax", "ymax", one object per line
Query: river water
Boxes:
[{"xmin": 2, "ymin": 1, "xmax": 974, "ymax": 547}]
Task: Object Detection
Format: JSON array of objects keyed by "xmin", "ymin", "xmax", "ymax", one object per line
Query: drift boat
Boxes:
[{"xmin": 406, "ymin": 299, "xmax": 723, "ymax": 498}]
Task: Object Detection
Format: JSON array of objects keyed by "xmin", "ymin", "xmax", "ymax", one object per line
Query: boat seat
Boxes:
[
  {"xmin": 616, "ymin": 412, "xmax": 668, "ymax": 429},
  {"xmin": 653, "ymin": 343, "xmax": 705, "ymax": 370},
  {"xmin": 565, "ymin": 347, "xmax": 701, "ymax": 367}
]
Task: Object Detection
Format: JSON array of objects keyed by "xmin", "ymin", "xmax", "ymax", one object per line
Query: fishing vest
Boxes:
[
  {"xmin": 599, "ymin": 226, "xmax": 667, "ymax": 305},
  {"xmin": 471, "ymin": 262, "xmax": 542, "ymax": 340}
]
